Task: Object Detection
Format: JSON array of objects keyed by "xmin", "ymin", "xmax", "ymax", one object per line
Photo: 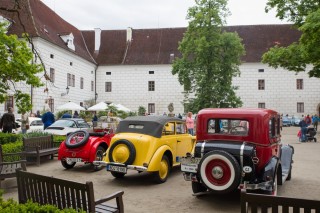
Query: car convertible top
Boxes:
[{"xmin": 116, "ymin": 116, "xmax": 183, "ymax": 138}]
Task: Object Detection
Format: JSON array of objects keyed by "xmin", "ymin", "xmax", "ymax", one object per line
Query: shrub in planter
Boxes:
[
  {"xmin": 0, "ymin": 133, "xmax": 22, "ymax": 145},
  {"xmin": 1, "ymin": 141, "xmax": 23, "ymax": 162},
  {"xmin": 0, "ymin": 190, "xmax": 83, "ymax": 212}
]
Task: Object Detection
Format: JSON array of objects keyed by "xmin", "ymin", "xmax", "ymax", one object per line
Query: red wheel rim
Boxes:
[{"xmin": 205, "ymin": 159, "xmax": 231, "ymax": 186}]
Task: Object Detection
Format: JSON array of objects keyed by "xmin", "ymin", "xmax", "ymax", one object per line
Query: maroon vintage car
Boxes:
[
  {"xmin": 58, "ymin": 130, "xmax": 114, "ymax": 170},
  {"xmin": 181, "ymin": 108, "xmax": 294, "ymax": 195}
]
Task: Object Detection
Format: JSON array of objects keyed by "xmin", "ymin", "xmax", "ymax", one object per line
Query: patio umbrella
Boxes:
[
  {"xmin": 109, "ymin": 103, "xmax": 131, "ymax": 112},
  {"xmin": 87, "ymin": 102, "xmax": 108, "ymax": 111},
  {"xmin": 56, "ymin": 101, "xmax": 85, "ymax": 111}
]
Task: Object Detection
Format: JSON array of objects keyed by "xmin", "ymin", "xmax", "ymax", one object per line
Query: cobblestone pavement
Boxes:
[{"xmin": 2, "ymin": 126, "xmax": 320, "ymax": 213}]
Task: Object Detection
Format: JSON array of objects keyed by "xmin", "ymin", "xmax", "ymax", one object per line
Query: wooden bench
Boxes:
[
  {"xmin": 16, "ymin": 170, "xmax": 124, "ymax": 213},
  {"xmin": 0, "ymin": 144, "xmax": 26, "ymax": 188},
  {"xmin": 241, "ymin": 189, "xmax": 320, "ymax": 213},
  {"xmin": 22, "ymin": 135, "xmax": 59, "ymax": 166}
]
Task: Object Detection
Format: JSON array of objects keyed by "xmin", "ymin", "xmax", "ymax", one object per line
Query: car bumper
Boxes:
[{"xmin": 93, "ymin": 161, "xmax": 148, "ymax": 172}]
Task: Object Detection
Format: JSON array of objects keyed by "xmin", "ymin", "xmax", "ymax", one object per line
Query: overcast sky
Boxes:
[{"xmin": 41, "ymin": 0, "xmax": 289, "ymax": 30}]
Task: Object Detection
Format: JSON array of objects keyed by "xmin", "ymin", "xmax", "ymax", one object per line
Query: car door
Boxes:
[{"xmin": 175, "ymin": 122, "xmax": 194, "ymax": 159}]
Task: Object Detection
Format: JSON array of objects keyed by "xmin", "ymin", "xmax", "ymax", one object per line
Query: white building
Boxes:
[{"xmin": 1, "ymin": 0, "xmax": 319, "ymax": 117}]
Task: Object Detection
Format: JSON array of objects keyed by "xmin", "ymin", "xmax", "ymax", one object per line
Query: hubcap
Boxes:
[
  {"xmin": 212, "ymin": 166, "xmax": 223, "ymax": 179},
  {"xmin": 113, "ymin": 144, "xmax": 130, "ymax": 163},
  {"xmin": 159, "ymin": 159, "xmax": 168, "ymax": 179}
]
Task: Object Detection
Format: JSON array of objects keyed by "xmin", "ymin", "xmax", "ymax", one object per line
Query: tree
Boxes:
[
  {"xmin": 0, "ymin": 22, "xmax": 43, "ymax": 113},
  {"xmin": 172, "ymin": 0, "xmax": 245, "ymax": 112},
  {"xmin": 263, "ymin": 0, "xmax": 320, "ymax": 77}
]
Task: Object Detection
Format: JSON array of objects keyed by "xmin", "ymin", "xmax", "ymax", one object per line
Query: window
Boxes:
[
  {"xmin": 297, "ymin": 79, "xmax": 303, "ymax": 90},
  {"xmin": 80, "ymin": 102, "xmax": 83, "ymax": 107},
  {"xmin": 67, "ymin": 73, "xmax": 75, "ymax": 87},
  {"xmin": 258, "ymin": 102, "xmax": 266, "ymax": 108},
  {"xmin": 162, "ymin": 122, "xmax": 175, "ymax": 135},
  {"xmin": 148, "ymin": 103, "xmax": 155, "ymax": 114},
  {"xmin": 91, "ymin": 81, "xmax": 94, "ymax": 91},
  {"xmin": 50, "ymin": 54, "xmax": 54, "ymax": 59},
  {"xmin": 80, "ymin": 77, "xmax": 84, "ymax": 89},
  {"xmin": 258, "ymin": 79, "xmax": 265, "ymax": 90},
  {"xmin": 105, "ymin": 82, "xmax": 112, "ymax": 92},
  {"xmin": 297, "ymin": 102, "xmax": 304, "ymax": 113},
  {"xmin": 49, "ymin": 68, "xmax": 55, "ymax": 83},
  {"xmin": 149, "ymin": 71, "xmax": 154, "ymax": 74},
  {"xmin": 258, "ymin": 69, "xmax": 264, "ymax": 72},
  {"xmin": 70, "ymin": 62, "xmax": 73, "ymax": 66},
  {"xmin": 207, "ymin": 119, "xmax": 249, "ymax": 136},
  {"xmin": 4, "ymin": 96, "xmax": 13, "ymax": 111},
  {"xmin": 106, "ymin": 72, "xmax": 111, "ymax": 75},
  {"xmin": 176, "ymin": 122, "xmax": 187, "ymax": 134},
  {"xmin": 48, "ymin": 98, "xmax": 54, "ymax": 113},
  {"xmin": 148, "ymin": 81, "xmax": 155, "ymax": 91}
]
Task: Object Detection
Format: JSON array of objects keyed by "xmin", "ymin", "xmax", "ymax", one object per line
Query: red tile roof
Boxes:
[
  {"xmin": 2, "ymin": 0, "xmax": 301, "ymax": 66},
  {"xmin": 1, "ymin": 0, "xmax": 96, "ymax": 64}
]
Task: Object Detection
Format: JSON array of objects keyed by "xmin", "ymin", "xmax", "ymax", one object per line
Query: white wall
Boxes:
[
  {"xmin": 96, "ymin": 64, "xmax": 185, "ymax": 115},
  {"xmin": 0, "ymin": 38, "xmax": 97, "ymax": 117}
]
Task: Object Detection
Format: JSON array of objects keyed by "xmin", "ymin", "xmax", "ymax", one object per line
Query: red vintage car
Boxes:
[
  {"xmin": 58, "ymin": 130, "xmax": 114, "ymax": 170},
  {"xmin": 181, "ymin": 108, "xmax": 294, "ymax": 195}
]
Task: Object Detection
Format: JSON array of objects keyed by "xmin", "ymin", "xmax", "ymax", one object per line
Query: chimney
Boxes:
[
  {"xmin": 126, "ymin": 27, "xmax": 132, "ymax": 42},
  {"xmin": 94, "ymin": 28, "xmax": 101, "ymax": 52}
]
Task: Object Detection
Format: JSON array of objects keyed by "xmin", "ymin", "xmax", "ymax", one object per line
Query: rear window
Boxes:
[{"xmin": 207, "ymin": 119, "xmax": 249, "ymax": 136}]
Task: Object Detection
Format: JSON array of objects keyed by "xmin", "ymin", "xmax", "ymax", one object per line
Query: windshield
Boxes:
[{"xmin": 51, "ymin": 120, "xmax": 77, "ymax": 127}]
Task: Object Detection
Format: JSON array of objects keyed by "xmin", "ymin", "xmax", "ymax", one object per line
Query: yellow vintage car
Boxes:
[{"xmin": 94, "ymin": 116, "xmax": 196, "ymax": 183}]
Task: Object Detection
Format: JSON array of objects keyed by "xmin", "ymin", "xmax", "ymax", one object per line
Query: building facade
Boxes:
[{"xmin": 1, "ymin": 0, "xmax": 319, "ymax": 118}]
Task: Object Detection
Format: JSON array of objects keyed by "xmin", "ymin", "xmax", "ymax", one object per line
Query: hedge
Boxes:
[
  {"xmin": 0, "ymin": 190, "xmax": 84, "ymax": 212},
  {"xmin": 0, "ymin": 132, "xmax": 65, "ymax": 162}
]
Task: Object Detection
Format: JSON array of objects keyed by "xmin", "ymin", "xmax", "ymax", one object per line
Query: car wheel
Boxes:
[
  {"xmin": 61, "ymin": 159, "xmax": 76, "ymax": 169},
  {"xmin": 271, "ymin": 173, "xmax": 278, "ymax": 196},
  {"xmin": 314, "ymin": 138, "xmax": 317, "ymax": 142},
  {"xmin": 199, "ymin": 150, "xmax": 240, "ymax": 194},
  {"xmin": 192, "ymin": 181, "xmax": 207, "ymax": 194},
  {"xmin": 65, "ymin": 130, "xmax": 90, "ymax": 148},
  {"xmin": 154, "ymin": 155, "xmax": 170, "ymax": 184},
  {"xmin": 111, "ymin": 171, "xmax": 125, "ymax": 178},
  {"xmin": 286, "ymin": 165, "xmax": 292, "ymax": 181},
  {"xmin": 109, "ymin": 140, "xmax": 136, "ymax": 165},
  {"xmin": 93, "ymin": 146, "xmax": 106, "ymax": 171}
]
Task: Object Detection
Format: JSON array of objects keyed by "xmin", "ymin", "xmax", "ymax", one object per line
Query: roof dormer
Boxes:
[{"xmin": 59, "ymin": 32, "xmax": 75, "ymax": 51}]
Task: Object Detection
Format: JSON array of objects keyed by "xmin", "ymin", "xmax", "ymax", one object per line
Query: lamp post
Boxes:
[{"xmin": 61, "ymin": 86, "xmax": 70, "ymax": 96}]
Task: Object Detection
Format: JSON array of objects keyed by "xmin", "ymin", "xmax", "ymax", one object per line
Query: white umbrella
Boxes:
[
  {"xmin": 109, "ymin": 103, "xmax": 131, "ymax": 112},
  {"xmin": 56, "ymin": 101, "xmax": 85, "ymax": 111},
  {"xmin": 87, "ymin": 102, "xmax": 108, "ymax": 111}
]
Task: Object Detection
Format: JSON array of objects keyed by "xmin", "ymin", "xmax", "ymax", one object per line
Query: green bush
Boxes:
[
  {"xmin": 0, "ymin": 133, "xmax": 22, "ymax": 145},
  {"xmin": 1, "ymin": 141, "xmax": 23, "ymax": 162},
  {"xmin": 0, "ymin": 190, "xmax": 84, "ymax": 212}
]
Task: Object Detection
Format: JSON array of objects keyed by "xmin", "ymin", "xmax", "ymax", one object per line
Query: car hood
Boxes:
[{"xmin": 44, "ymin": 127, "xmax": 88, "ymax": 136}]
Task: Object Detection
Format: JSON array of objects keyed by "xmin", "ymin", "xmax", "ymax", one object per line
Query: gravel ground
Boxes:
[{"xmin": 2, "ymin": 126, "xmax": 320, "ymax": 213}]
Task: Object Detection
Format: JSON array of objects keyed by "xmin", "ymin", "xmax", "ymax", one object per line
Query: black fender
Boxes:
[
  {"xmin": 262, "ymin": 156, "xmax": 279, "ymax": 184},
  {"xmin": 280, "ymin": 144, "xmax": 294, "ymax": 182}
]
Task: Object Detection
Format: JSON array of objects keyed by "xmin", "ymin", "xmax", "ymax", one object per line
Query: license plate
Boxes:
[
  {"xmin": 180, "ymin": 157, "xmax": 201, "ymax": 173},
  {"xmin": 66, "ymin": 158, "xmax": 82, "ymax": 163},
  {"xmin": 107, "ymin": 164, "xmax": 127, "ymax": 173}
]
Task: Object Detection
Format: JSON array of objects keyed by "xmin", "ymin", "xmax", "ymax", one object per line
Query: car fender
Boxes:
[
  {"xmin": 147, "ymin": 145, "xmax": 173, "ymax": 172},
  {"xmin": 280, "ymin": 144, "xmax": 294, "ymax": 181},
  {"xmin": 262, "ymin": 156, "xmax": 279, "ymax": 183},
  {"xmin": 88, "ymin": 139, "xmax": 108, "ymax": 162}
]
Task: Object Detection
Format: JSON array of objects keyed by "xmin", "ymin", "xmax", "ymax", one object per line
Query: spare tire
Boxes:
[
  {"xmin": 65, "ymin": 130, "xmax": 90, "ymax": 148},
  {"xmin": 199, "ymin": 150, "xmax": 240, "ymax": 194},
  {"xmin": 109, "ymin": 139, "xmax": 136, "ymax": 165}
]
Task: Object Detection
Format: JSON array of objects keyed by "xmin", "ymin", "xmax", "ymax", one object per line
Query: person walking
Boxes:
[
  {"xmin": 0, "ymin": 107, "xmax": 16, "ymax": 133},
  {"xmin": 20, "ymin": 112, "xmax": 29, "ymax": 134},
  {"xmin": 41, "ymin": 108, "xmax": 55, "ymax": 130},
  {"xmin": 299, "ymin": 117, "xmax": 308, "ymax": 142},
  {"xmin": 312, "ymin": 114, "xmax": 318, "ymax": 131},
  {"xmin": 36, "ymin": 110, "xmax": 41, "ymax": 118},
  {"xmin": 186, "ymin": 112, "xmax": 194, "ymax": 136},
  {"xmin": 73, "ymin": 111, "xmax": 79, "ymax": 118},
  {"xmin": 305, "ymin": 114, "xmax": 312, "ymax": 126}
]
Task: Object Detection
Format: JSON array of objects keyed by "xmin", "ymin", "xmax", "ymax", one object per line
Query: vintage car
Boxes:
[
  {"xmin": 44, "ymin": 118, "xmax": 90, "ymax": 136},
  {"xmin": 58, "ymin": 130, "xmax": 114, "ymax": 170},
  {"xmin": 180, "ymin": 108, "xmax": 294, "ymax": 195},
  {"xmin": 93, "ymin": 116, "xmax": 196, "ymax": 183}
]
